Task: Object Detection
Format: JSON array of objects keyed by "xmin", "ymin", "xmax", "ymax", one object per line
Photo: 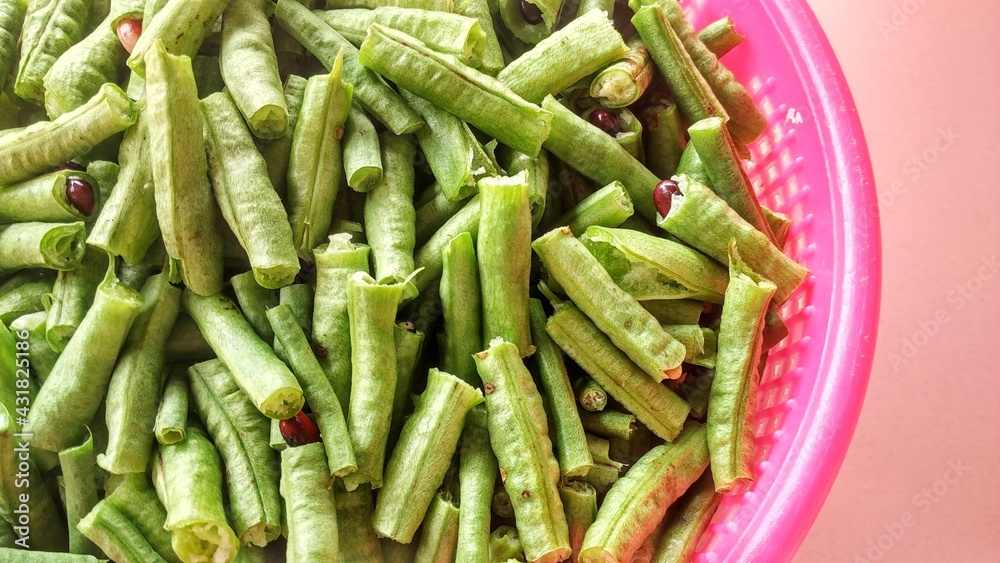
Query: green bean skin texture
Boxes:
[
  {"xmin": 87, "ymin": 109, "xmax": 159, "ymax": 264},
  {"xmin": 201, "ymin": 92, "xmax": 300, "ymax": 288},
  {"xmin": 274, "ymin": 0, "xmax": 424, "ymax": 135},
  {"xmin": 440, "ymin": 231, "xmax": 482, "ymax": 386},
  {"xmin": 687, "ymin": 116, "xmax": 774, "ymax": 240},
  {"xmin": 534, "ymin": 227, "xmax": 686, "ymax": 381},
  {"xmin": 581, "ymin": 225, "xmax": 729, "ymax": 303},
  {"xmin": 580, "ymin": 409, "xmax": 637, "ymax": 440},
  {"xmin": 455, "ymin": 405, "xmax": 497, "ymax": 563},
  {"xmin": 387, "ymin": 322, "xmax": 424, "ymax": 447},
  {"xmin": 478, "ymin": 173, "xmax": 533, "ymax": 355},
  {"xmin": 259, "ymin": 74, "xmax": 308, "ymax": 201},
  {"xmin": 335, "ymin": 483, "xmax": 385, "ymax": 563},
  {"xmin": 502, "ymin": 147, "xmax": 550, "ymax": 229},
  {"xmin": 95, "ymin": 474, "xmax": 180, "ymax": 563},
  {"xmin": 127, "ymin": 0, "xmax": 229, "ymax": 77},
  {"xmin": 762, "ymin": 206, "xmax": 792, "ymax": 250},
  {"xmin": 0, "ymin": 221, "xmax": 87, "ymax": 276},
  {"xmin": 219, "ymin": 0, "xmax": 288, "ymax": 139},
  {"xmin": 499, "ymin": 9, "xmax": 628, "ymax": 104},
  {"xmin": 0, "ymin": 271, "xmax": 52, "ymax": 327},
  {"xmin": 42, "ymin": 248, "xmax": 106, "ymax": 351},
  {"xmin": 556, "ymin": 181, "xmax": 634, "ymax": 236},
  {"xmin": 413, "ymin": 491, "xmax": 461, "ymax": 563},
  {"xmin": 26, "ymin": 267, "xmax": 143, "ymax": 452},
  {"xmin": 413, "ymin": 194, "xmax": 480, "ymax": 293},
  {"xmin": 182, "ymin": 290, "xmax": 305, "ymax": 419},
  {"xmin": 560, "ymin": 480, "xmax": 598, "ymax": 562},
  {"xmin": 230, "ymin": 270, "xmax": 278, "ymax": 343},
  {"xmin": 374, "ymin": 369, "xmax": 483, "ymax": 543},
  {"xmin": 364, "ymin": 131, "xmax": 417, "ymax": 282},
  {"xmin": 400, "ymin": 88, "xmax": 478, "ymax": 202},
  {"xmin": 0, "ymin": 170, "xmax": 97, "ymax": 223},
  {"xmin": 698, "ymin": 17, "xmax": 743, "ymax": 58},
  {"xmin": 58, "ymin": 428, "xmax": 100, "ymax": 556},
  {"xmin": 358, "ymin": 24, "xmax": 553, "ymax": 157},
  {"xmin": 475, "ymin": 339, "xmax": 571, "ymax": 563},
  {"xmin": 42, "ymin": 13, "xmax": 125, "ymax": 119},
  {"xmin": 145, "ymin": 43, "xmax": 224, "ymax": 296},
  {"xmin": 8, "ymin": 310, "xmax": 59, "ymax": 383},
  {"xmin": 0, "ymin": 404, "xmax": 68, "ymax": 551},
  {"xmin": 651, "ymin": 471, "xmax": 720, "ymax": 563},
  {"xmin": 643, "ymin": 99, "xmax": 686, "ymax": 180},
  {"xmin": 497, "ymin": 0, "xmax": 561, "ymax": 44},
  {"xmin": 287, "ymin": 55, "xmax": 353, "ymax": 258},
  {"xmin": 155, "ymin": 367, "xmax": 188, "ymax": 446},
  {"xmin": 456, "ymin": 0, "xmax": 505, "ymax": 74},
  {"xmin": 187, "ymin": 359, "xmax": 282, "ymax": 546},
  {"xmin": 590, "ymin": 36, "xmax": 654, "ymax": 109},
  {"xmin": 708, "ymin": 242, "xmax": 777, "ymax": 492},
  {"xmin": 0, "ymin": 0, "xmax": 27, "ymax": 96},
  {"xmin": 676, "ymin": 142, "xmax": 712, "ymax": 187},
  {"xmin": 580, "ymin": 423, "xmax": 709, "ymax": 563},
  {"xmin": 153, "ymin": 426, "xmax": 240, "ymax": 563},
  {"xmin": 343, "ymin": 103, "xmax": 384, "ymax": 192},
  {"xmin": 530, "ymin": 298, "xmax": 593, "ymax": 478},
  {"xmin": 78, "ymin": 500, "xmax": 173, "ymax": 563},
  {"xmin": 99, "ymin": 272, "xmax": 181, "ymax": 474},
  {"xmin": 268, "ymin": 304, "xmax": 357, "ymax": 477},
  {"xmin": 312, "ymin": 233, "xmax": 371, "ymax": 410},
  {"xmin": 658, "ymin": 175, "xmax": 808, "ymax": 304},
  {"xmin": 653, "ymin": 0, "xmax": 765, "ymax": 145},
  {"xmin": 545, "ymin": 302, "xmax": 690, "ymax": 441},
  {"xmin": 0, "ymin": 83, "xmax": 137, "ymax": 186},
  {"xmin": 280, "ymin": 443, "xmax": 339, "ymax": 562},
  {"xmin": 14, "ymin": 0, "xmax": 90, "ymax": 103},
  {"xmin": 344, "ymin": 272, "xmax": 405, "ymax": 490},
  {"xmin": 540, "ymin": 95, "xmax": 660, "ymax": 222}
]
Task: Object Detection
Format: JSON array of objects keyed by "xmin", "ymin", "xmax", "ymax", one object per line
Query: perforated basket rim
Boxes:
[{"xmin": 682, "ymin": 0, "xmax": 881, "ymax": 561}]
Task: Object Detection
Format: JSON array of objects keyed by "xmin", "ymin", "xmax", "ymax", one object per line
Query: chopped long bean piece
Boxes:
[
  {"xmin": 652, "ymin": 470, "xmax": 720, "ymax": 563},
  {"xmin": 456, "ymin": 0, "xmax": 505, "ymax": 74},
  {"xmin": 0, "ymin": 170, "xmax": 100, "ymax": 224},
  {"xmin": 14, "ymin": 0, "xmax": 91, "ymax": 103},
  {"xmin": 154, "ymin": 367, "xmax": 188, "ymax": 446},
  {"xmin": 698, "ymin": 17, "xmax": 743, "ymax": 58},
  {"xmin": 643, "ymin": 98, "xmax": 686, "ymax": 179},
  {"xmin": 573, "ymin": 377, "xmax": 608, "ymax": 413},
  {"xmin": 335, "ymin": 482, "xmax": 385, "ymax": 563},
  {"xmin": 389, "ymin": 321, "xmax": 425, "ymax": 446},
  {"xmin": 580, "ymin": 410, "xmax": 637, "ymax": 440},
  {"xmin": 556, "ymin": 181, "xmax": 634, "ymax": 236},
  {"xmin": 561, "ymin": 480, "xmax": 598, "ymax": 563},
  {"xmin": 280, "ymin": 443, "xmax": 339, "ymax": 561},
  {"xmin": 365, "ymin": 131, "xmax": 417, "ymax": 282},
  {"xmin": 43, "ymin": 248, "xmax": 107, "ymax": 351},
  {"xmin": 413, "ymin": 491, "xmax": 461, "ymax": 562},
  {"xmin": 343, "ymin": 104, "xmax": 384, "ymax": 192},
  {"xmin": 440, "ymin": 232, "xmax": 482, "ymax": 385},
  {"xmin": 455, "ymin": 405, "xmax": 498, "ymax": 562},
  {"xmin": 413, "ymin": 195, "xmax": 481, "ymax": 292},
  {"xmin": 590, "ymin": 36, "xmax": 654, "ymax": 108},
  {"xmin": 59, "ymin": 428, "xmax": 100, "ymax": 556}
]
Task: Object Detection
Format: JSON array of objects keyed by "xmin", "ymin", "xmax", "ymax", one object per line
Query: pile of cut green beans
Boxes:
[{"xmin": 0, "ymin": 0, "xmax": 809, "ymax": 561}]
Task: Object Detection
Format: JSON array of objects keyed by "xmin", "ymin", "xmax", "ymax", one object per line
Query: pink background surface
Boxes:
[{"xmin": 793, "ymin": 1, "xmax": 1000, "ymax": 561}]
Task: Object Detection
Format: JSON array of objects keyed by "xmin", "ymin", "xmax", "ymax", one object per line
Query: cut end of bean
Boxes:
[
  {"xmin": 66, "ymin": 176, "xmax": 95, "ymax": 216},
  {"xmin": 588, "ymin": 109, "xmax": 621, "ymax": 136},
  {"xmin": 520, "ymin": 0, "xmax": 543, "ymax": 25},
  {"xmin": 116, "ymin": 18, "xmax": 143, "ymax": 54},
  {"xmin": 279, "ymin": 411, "xmax": 322, "ymax": 447},
  {"xmin": 653, "ymin": 179, "xmax": 680, "ymax": 217}
]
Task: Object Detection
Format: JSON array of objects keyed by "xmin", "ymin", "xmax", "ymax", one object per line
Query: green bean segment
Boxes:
[
  {"xmin": 187, "ymin": 359, "xmax": 282, "ymax": 545},
  {"xmin": 0, "ymin": 0, "xmax": 27, "ymax": 97},
  {"xmin": 401, "ymin": 89, "xmax": 478, "ymax": 202},
  {"xmin": 374, "ymin": 369, "xmax": 483, "ymax": 543},
  {"xmin": 698, "ymin": 17, "xmax": 743, "ymax": 58},
  {"xmin": 14, "ymin": 0, "xmax": 91, "ymax": 103},
  {"xmin": 0, "ymin": 222, "xmax": 86, "ymax": 276},
  {"xmin": 455, "ymin": 405, "xmax": 498, "ymax": 562},
  {"xmin": 643, "ymin": 98, "xmax": 686, "ymax": 179},
  {"xmin": 128, "ymin": 0, "xmax": 230, "ymax": 77},
  {"xmin": 43, "ymin": 248, "xmax": 107, "ymax": 351},
  {"xmin": 0, "ymin": 171, "xmax": 97, "ymax": 223},
  {"xmin": 358, "ymin": 24, "xmax": 553, "ymax": 157},
  {"xmin": 545, "ymin": 302, "xmax": 690, "ymax": 441},
  {"xmin": 652, "ymin": 471, "xmax": 720, "ymax": 563},
  {"xmin": 708, "ymin": 242, "xmax": 777, "ymax": 492},
  {"xmin": 456, "ymin": 0, "xmax": 505, "ymax": 74},
  {"xmin": 590, "ymin": 36, "xmax": 654, "ymax": 108},
  {"xmin": 155, "ymin": 367, "xmax": 188, "ymax": 446},
  {"xmin": 364, "ymin": 131, "xmax": 417, "ymax": 282},
  {"xmin": 280, "ymin": 443, "xmax": 339, "ymax": 561},
  {"xmin": 580, "ymin": 423, "xmax": 709, "ymax": 563},
  {"xmin": 0, "ymin": 83, "xmax": 137, "ymax": 186},
  {"xmin": 534, "ymin": 227, "xmax": 686, "ymax": 381},
  {"xmin": 183, "ymin": 290, "xmax": 305, "ymax": 419},
  {"xmin": 413, "ymin": 194, "xmax": 481, "ymax": 293},
  {"xmin": 58, "ymin": 428, "xmax": 100, "ymax": 556},
  {"xmin": 440, "ymin": 231, "xmax": 482, "ymax": 385},
  {"xmin": 560, "ymin": 480, "xmax": 598, "ymax": 562},
  {"xmin": 498, "ymin": 9, "xmax": 628, "ymax": 104},
  {"xmin": 657, "ymin": 175, "xmax": 808, "ymax": 304},
  {"xmin": 335, "ymin": 483, "xmax": 385, "ymax": 563},
  {"xmin": 497, "ymin": 0, "xmax": 561, "ymax": 44},
  {"xmin": 475, "ymin": 339, "xmax": 571, "ymax": 563},
  {"xmin": 343, "ymin": 103, "xmax": 384, "ymax": 192},
  {"xmin": 42, "ymin": 13, "xmax": 125, "ymax": 119},
  {"xmin": 0, "ymin": 272, "xmax": 52, "ymax": 326}
]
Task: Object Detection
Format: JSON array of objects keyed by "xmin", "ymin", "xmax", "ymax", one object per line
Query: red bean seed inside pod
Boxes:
[
  {"xmin": 520, "ymin": 1, "xmax": 543, "ymax": 25},
  {"xmin": 653, "ymin": 179, "xmax": 680, "ymax": 217},
  {"xmin": 588, "ymin": 109, "xmax": 620, "ymax": 136},
  {"xmin": 66, "ymin": 176, "xmax": 95, "ymax": 216},
  {"xmin": 279, "ymin": 411, "xmax": 322, "ymax": 447},
  {"xmin": 59, "ymin": 161, "xmax": 85, "ymax": 171},
  {"xmin": 116, "ymin": 17, "xmax": 142, "ymax": 54}
]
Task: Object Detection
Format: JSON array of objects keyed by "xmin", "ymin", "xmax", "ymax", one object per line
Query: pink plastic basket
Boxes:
[{"xmin": 680, "ymin": 0, "xmax": 881, "ymax": 560}]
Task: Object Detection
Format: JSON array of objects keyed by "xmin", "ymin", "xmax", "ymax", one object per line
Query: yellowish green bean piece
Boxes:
[
  {"xmin": 763, "ymin": 206, "xmax": 792, "ymax": 249},
  {"xmin": 657, "ymin": 175, "xmax": 808, "ymax": 304},
  {"xmin": 43, "ymin": 247, "xmax": 107, "ymax": 352},
  {"xmin": 580, "ymin": 409, "xmax": 637, "ymax": 440},
  {"xmin": 400, "ymin": 88, "xmax": 479, "ymax": 202},
  {"xmin": 358, "ymin": 24, "xmax": 553, "ymax": 157},
  {"xmin": 413, "ymin": 491, "xmax": 461, "ymax": 563},
  {"xmin": 182, "ymin": 290, "xmax": 305, "ymax": 419},
  {"xmin": 590, "ymin": 36, "xmax": 654, "ymax": 108},
  {"xmin": 530, "ymin": 298, "xmax": 593, "ymax": 478},
  {"xmin": 652, "ymin": 470, "xmax": 720, "ymax": 563},
  {"xmin": 287, "ymin": 53, "xmax": 353, "ymax": 258},
  {"xmin": 364, "ymin": 131, "xmax": 417, "ymax": 282},
  {"xmin": 154, "ymin": 367, "xmax": 188, "ymax": 446},
  {"xmin": 59, "ymin": 428, "xmax": 100, "ymax": 556},
  {"xmin": 335, "ymin": 482, "xmax": 385, "ymax": 563},
  {"xmin": 573, "ymin": 377, "xmax": 607, "ymax": 413},
  {"xmin": 643, "ymin": 98, "xmax": 686, "ymax": 180},
  {"xmin": 708, "ymin": 242, "xmax": 776, "ymax": 492},
  {"xmin": 343, "ymin": 103, "xmax": 384, "ymax": 192},
  {"xmin": 99, "ymin": 272, "xmax": 181, "ymax": 474},
  {"xmin": 128, "ymin": 0, "xmax": 230, "ymax": 77},
  {"xmin": 502, "ymin": 147, "xmax": 550, "ymax": 228},
  {"xmin": 560, "ymin": 479, "xmax": 597, "ymax": 562},
  {"xmin": 146, "ymin": 42, "xmax": 224, "ymax": 296},
  {"xmin": 456, "ymin": 0, "xmax": 505, "ymax": 74},
  {"xmin": 489, "ymin": 525, "xmax": 525, "ymax": 562},
  {"xmin": 534, "ymin": 227, "xmax": 686, "ymax": 380},
  {"xmin": 14, "ymin": 0, "xmax": 90, "ymax": 103},
  {"xmin": 388, "ymin": 321, "xmax": 425, "ymax": 447},
  {"xmin": 556, "ymin": 181, "xmax": 634, "ymax": 236},
  {"xmin": 8, "ymin": 311, "xmax": 59, "ymax": 384},
  {"xmin": 219, "ymin": 0, "xmax": 288, "ymax": 139},
  {"xmin": 498, "ymin": 9, "xmax": 628, "ymax": 104},
  {"xmin": 580, "ymin": 423, "xmax": 709, "ymax": 562},
  {"xmin": 545, "ymin": 301, "xmax": 690, "ymax": 441},
  {"xmin": 698, "ymin": 17, "xmax": 743, "ymax": 58},
  {"xmin": 280, "ymin": 442, "xmax": 339, "ymax": 562},
  {"xmin": 0, "ymin": 83, "xmax": 137, "ymax": 186},
  {"xmin": 0, "ymin": 272, "xmax": 52, "ymax": 327},
  {"xmin": 374, "ymin": 369, "xmax": 483, "ymax": 543},
  {"xmin": 497, "ymin": 0, "xmax": 561, "ymax": 44},
  {"xmin": 42, "ymin": 13, "xmax": 125, "ymax": 118},
  {"xmin": 641, "ymin": 299, "xmax": 704, "ymax": 326},
  {"xmin": 413, "ymin": 195, "xmax": 480, "ymax": 293},
  {"xmin": 475, "ymin": 339, "xmax": 571, "ymax": 563},
  {"xmin": 230, "ymin": 270, "xmax": 278, "ymax": 343},
  {"xmin": 0, "ymin": 0, "xmax": 27, "ymax": 93}
]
